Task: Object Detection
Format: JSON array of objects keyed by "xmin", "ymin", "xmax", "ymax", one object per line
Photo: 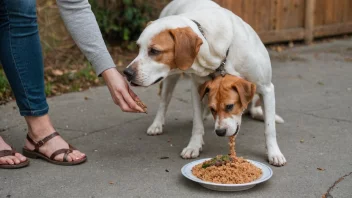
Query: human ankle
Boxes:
[{"xmin": 25, "ymin": 115, "xmax": 55, "ymax": 140}]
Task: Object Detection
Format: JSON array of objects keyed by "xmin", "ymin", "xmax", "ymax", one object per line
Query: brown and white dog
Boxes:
[
  {"xmin": 199, "ymin": 74, "xmax": 284, "ymax": 136},
  {"xmin": 123, "ymin": 0, "xmax": 286, "ymax": 166}
]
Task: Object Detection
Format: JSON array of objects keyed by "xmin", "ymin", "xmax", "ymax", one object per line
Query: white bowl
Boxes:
[{"xmin": 181, "ymin": 158, "xmax": 273, "ymax": 191}]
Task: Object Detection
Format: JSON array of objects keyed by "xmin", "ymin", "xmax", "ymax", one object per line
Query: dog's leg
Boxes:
[
  {"xmin": 249, "ymin": 94, "xmax": 284, "ymax": 124},
  {"xmin": 202, "ymin": 96, "xmax": 211, "ymax": 121},
  {"xmin": 181, "ymin": 75, "xmax": 204, "ymax": 159},
  {"xmin": 258, "ymin": 83, "xmax": 286, "ymax": 166},
  {"xmin": 147, "ymin": 74, "xmax": 180, "ymax": 135}
]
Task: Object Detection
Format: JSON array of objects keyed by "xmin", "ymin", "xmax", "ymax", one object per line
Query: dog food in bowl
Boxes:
[{"xmin": 191, "ymin": 136, "xmax": 262, "ymax": 184}]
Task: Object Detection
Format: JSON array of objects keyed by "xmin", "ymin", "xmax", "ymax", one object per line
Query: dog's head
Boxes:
[
  {"xmin": 199, "ymin": 75, "xmax": 256, "ymax": 137},
  {"xmin": 123, "ymin": 17, "xmax": 203, "ymax": 86}
]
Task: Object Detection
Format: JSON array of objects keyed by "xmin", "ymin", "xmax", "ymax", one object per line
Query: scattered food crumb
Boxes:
[
  {"xmin": 165, "ymin": 169, "xmax": 169, "ymax": 172},
  {"xmin": 317, "ymin": 81, "xmax": 324, "ymax": 85},
  {"xmin": 300, "ymin": 139, "xmax": 304, "ymax": 143},
  {"xmin": 167, "ymin": 138, "xmax": 171, "ymax": 143},
  {"xmin": 159, "ymin": 156, "xmax": 169, "ymax": 160},
  {"xmin": 317, "ymin": 167, "xmax": 325, "ymax": 171},
  {"xmin": 139, "ymin": 138, "xmax": 142, "ymax": 140},
  {"xmin": 170, "ymin": 144, "xmax": 173, "ymax": 147},
  {"xmin": 109, "ymin": 181, "xmax": 114, "ymax": 184},
  {"xmin": 84, "ymin": 96, "xmax": 89, "ymax": 100},
  {"xmin": 12, "ymin": 106, "xmax": 16, "ymax": 110},
  {"xmin": 94, "ymin": 149, "xmax": 98, "ymax": 152}
]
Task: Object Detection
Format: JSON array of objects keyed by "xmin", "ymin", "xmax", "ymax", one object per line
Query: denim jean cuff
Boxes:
[{"xmin": 19, "ymin": 106, "xmax": 49, "ymax": 117}]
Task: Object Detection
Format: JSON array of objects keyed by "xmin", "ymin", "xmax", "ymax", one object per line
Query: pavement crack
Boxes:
[
  {"xmin": 302, "ymin": 112, "xmax": 352, "ymax": 123},
  {"xmin": 322, "ymin": 171, "xmax": 352, "ymax": 198},
  {"xmin": 69, "ymin": 116, "xmax": 150, "ymax": 141},
  {"xmin": 282, "ymin": 108, "xmax": 352, "ymax": 123},
  {"xmin": 56, "ymin": 127, "xmax": 84, "ymax": 132}
]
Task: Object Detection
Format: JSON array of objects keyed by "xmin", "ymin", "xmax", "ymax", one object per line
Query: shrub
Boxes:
[{"xmin": 89, "ymin": 0, "xmax": 152, "ymax": 50}]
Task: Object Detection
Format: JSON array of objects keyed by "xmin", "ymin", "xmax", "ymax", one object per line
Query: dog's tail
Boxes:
[
  {"xmin": 250, "ymin": 105, "xmax": 285, "ymax": 124},
  {"xmin": 249, "ymin": 94, "xmax": 285, "ymax": 124}
]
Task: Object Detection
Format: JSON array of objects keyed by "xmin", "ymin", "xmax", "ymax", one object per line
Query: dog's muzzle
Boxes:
[
  {"xmin": 234, "ymin": 124, "xmax": 240, "ymax": 136},
  {"xmin": 123, "ymin": 67, "xmax": 136, "ymax": 82},
  {"xmin": 215, "ymin": 128, "xmax": 227, "ymax": 136}
]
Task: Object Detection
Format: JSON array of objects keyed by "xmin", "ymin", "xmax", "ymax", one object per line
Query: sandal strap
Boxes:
[
  {"xmin": 26, "ymin": 132, "xmax": 60, "ymax": 152},
  {"xmin": 50, "ymin": 148, "xmax": 73, "ymax": 162},
  {"xmin": 69, "ymin": 144, "xmax": 76, "ymax": 150},
  {"xmin": 0, "ymin": 149, "xmax": 15, "ymax": 158}
]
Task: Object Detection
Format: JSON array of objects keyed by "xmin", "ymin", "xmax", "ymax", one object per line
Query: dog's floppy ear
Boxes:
[
  {"xmin": 232, "ymin": 79, "xmax": 256, "ymax": 109},
  {"xmin": 198, "ymin": 81, "xmax": 211, "ymax": 101},
  {"xmin": 169, "ymin": 27, "xmax": 203, "ymax": 70}
]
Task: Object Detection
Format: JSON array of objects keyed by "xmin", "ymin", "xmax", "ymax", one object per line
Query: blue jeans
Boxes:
[{"xmin": 0, "ymin": 0, "xmax": 48, "ymax": 116}]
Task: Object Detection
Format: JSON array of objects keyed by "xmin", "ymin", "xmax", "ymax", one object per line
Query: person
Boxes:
[{"xmin": 0, "ymin": 0, "xmax": 144, "ymax": 168}]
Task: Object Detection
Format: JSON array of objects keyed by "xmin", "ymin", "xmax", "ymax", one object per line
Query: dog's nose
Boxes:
[
  {"xmin": 215, "ymin": 128, "xmax": 227, "ymax": 136},
  {"xmin": 123, "ymin": 67, "xmax": 136, "ymax": 81}
]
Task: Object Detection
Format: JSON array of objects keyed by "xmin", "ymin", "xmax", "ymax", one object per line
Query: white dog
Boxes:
[{"xmin": 123, "ymin": 0, "xmax": 286, "ymax": 166}]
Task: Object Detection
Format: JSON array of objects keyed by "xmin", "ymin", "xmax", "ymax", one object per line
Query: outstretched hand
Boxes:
[{"xmin": 102, "ymin": 68, "xmax": 144, "ymax": 113}]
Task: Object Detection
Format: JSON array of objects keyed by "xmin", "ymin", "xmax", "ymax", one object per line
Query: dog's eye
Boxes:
[
  {"xmin": 149, "ymin": 48, "xmax": 161, "ymax": 56},
  {"xmin": 225, "ymin": 104, "xmax": 234, "ymax": 112}
]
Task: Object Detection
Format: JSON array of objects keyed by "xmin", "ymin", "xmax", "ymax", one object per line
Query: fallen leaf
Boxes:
[
  {"xmin": 52, "ymin": 69, "xmax": 64, "ymax": 76},
  {"xmin": 344, "ymin": 57, "xmax": 352, "ymax": 62},
  {"xmin": 288, "ymin": 41, "xmax": 294, "ymax": 48},
  {"xmin": 317, "ymin": 167, "xmax": 325, "ymax": 171},
  {"xmin": 276, "ymin": 46, "xmax": 283, "ymax": 52},
  {"xmin": 117, "ymin": 60, "xmax": 123, "ymax": 67}
]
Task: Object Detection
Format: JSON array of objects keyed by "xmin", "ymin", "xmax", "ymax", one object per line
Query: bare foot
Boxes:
[{"xmin": 0, "ymin": 136, "xmax": 27, "ymax": 165}]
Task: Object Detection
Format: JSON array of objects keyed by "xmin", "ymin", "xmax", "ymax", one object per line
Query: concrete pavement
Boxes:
[{"xmin": 0, "ymin": 38, "xmax": 351, "ymax": 198}]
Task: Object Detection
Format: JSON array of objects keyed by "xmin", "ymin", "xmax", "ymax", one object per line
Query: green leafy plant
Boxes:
[{"xmin": 89, "ymin": 0, "xmax": 152, "ymax": 49}]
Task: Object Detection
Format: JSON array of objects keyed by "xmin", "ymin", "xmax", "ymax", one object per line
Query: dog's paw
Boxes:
[
  {"xmin": 268, "ymin": 151, "xmax": 287, "ymax": 166},
  {"xmin": 180, "ymin": 146, "xmax": 202, "ymax": 159},
  {"xmin": 147, "ymin": 122, "xmax": 163, "ymax": 135}
]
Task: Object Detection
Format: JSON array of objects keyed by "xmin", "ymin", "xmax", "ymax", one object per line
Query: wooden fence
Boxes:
[{"xmin": 214, "ymin": 0, "xmax": 352, "ymax": 44}]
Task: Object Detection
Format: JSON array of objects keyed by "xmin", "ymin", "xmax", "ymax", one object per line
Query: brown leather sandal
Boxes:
[
  {"xmin": 0, "ymin": 147, "xmax": 30, "ymax": 169},
  {"xmin": 22, "ymin": 132, "xmax": 87, "ymax": 166}
]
